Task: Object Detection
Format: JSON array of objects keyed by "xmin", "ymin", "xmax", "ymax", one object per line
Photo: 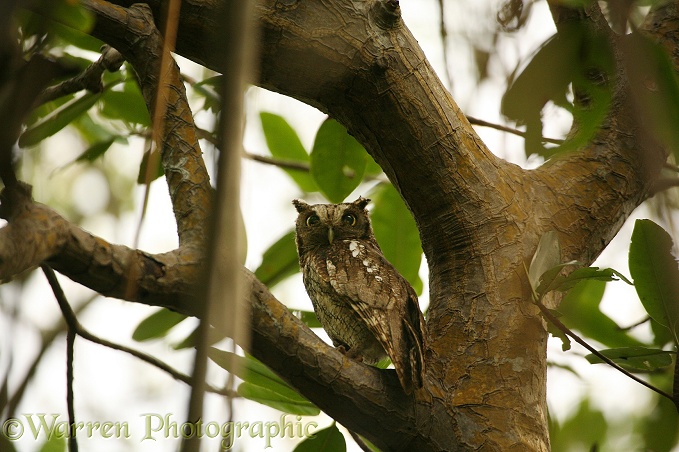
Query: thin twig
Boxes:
[
  {"xmin": 41, "ymin": 265, "xmax": 79, "ymax": 452},
  {"xmin": 534, "ymin": 295, "xmax": 674, "ymax": 403},
  {"xmin": 466, "ymin": 115, "xmax": 564, "ymax": 145},
  {"xmin": 40, "ymin": 265, "xmax": 236, "ymax": 398},
  {"xmin": 664, "ymin": 162, "xmax": 679, "ymax": 173},
  {"xmin": 198, "ymin": 125, "xmax": 390, "ymax": 182},
  {"xmin": 3, "ymin": 294, "xmax": 94, "ymax": 418},
  {"xmin": 66, "ymin": 327, "xmax": 78, "ymax": 452},
  {"xmin": 650, "ymin": 177, "xmax": 679, "ymax": 196},
  {"xmin": 618, "ymin": 316, "xmax": 650, "ymax": 332},
  {"xmin": 246, "ymin": 153, "xmax": 312, "ymax": 173},
  {"xmin": 197, "ymin": 127, "xmax": 310, "ymax": 171},
  {"xmin": 37, "ymin": 46, "xmax": 124, "ymax": 105}
]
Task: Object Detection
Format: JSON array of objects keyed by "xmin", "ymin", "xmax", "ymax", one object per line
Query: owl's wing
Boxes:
[{"xmin": 332, "ymin": 241, "xmax": 426, "ymax": 394}]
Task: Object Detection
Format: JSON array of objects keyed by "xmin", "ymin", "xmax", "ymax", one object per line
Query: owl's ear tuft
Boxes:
[
  {"xmin": 292, "ymin": 199, "xmax": 311, "ymax": 213},
  {"xmin": 352, "ymin": 197, "xmax": 371, "ymax": 210}
]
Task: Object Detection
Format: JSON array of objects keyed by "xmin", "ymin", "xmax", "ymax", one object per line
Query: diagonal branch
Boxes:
[
  {"xmin": 41, "ymin": 265, "xmax": 237, "ymax": 398},
  {"xmin": 37, "ymin": 45, "xmax": 124, "ymax": 105},
  {"xmin": 0, "ymin": 184, "xmax": 430, "ymax": 449}
]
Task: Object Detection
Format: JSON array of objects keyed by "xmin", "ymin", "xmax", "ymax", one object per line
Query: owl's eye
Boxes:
[
  {"xmin": 342, "ymin": 213, "xmax": 356, "ymax": 226},
  {"xmin": 306, "ymin": 214, "xmax": 320, "ymax": 226}
]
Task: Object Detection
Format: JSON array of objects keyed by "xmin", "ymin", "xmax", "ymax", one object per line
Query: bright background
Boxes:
[{"xmin": 1, "ymin": 0, "xmax": 675, "ymax": 450}]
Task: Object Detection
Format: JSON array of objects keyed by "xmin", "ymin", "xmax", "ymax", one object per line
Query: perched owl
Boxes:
[{"xmin": 293, "ymin": 197, "xmax": 426, "ymax": 394}]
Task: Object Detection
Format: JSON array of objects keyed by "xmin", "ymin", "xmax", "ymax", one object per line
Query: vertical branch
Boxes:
[
  {"xmin": 65, "ymin": 327, "xmax": 78, "ymax": 452},
  {"xmin": 134, "ymin": 0, "xmax": 182, "ymax": 248},
  {"xmin": 184, "ymin": 1, "xmax": 257, "ymax": 451}
]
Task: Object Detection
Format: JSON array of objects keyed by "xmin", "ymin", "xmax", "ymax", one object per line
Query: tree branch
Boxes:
[
  {"xmin": 0, "ymin": 185, "xmax": 439, "ymax": 449},
  {"xmin": 532, "ymin": 289, "xmax": 673, "ymax": 402},
  {"xmin": 80, "ymin": 0, "xmax": 213, "ymax": 249},
  {"xmin": 11, "ymin": 0, "xmax": 674, "ymax": 449},
  {"xmin": 41, "ymin": 265, "xmax": 79, "ymax": 452},
  {"xmin": 41, "ymin": 265, "xmax": 236, "ymax": 398},
  {"xmin": 36, "ymin": 45, "xmax": 124, "ymax": 105}
]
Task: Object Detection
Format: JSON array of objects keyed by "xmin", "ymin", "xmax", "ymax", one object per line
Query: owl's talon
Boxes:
[{"xmin": 339, "ymin": 345, "xmax": 364, "ymax": 362}]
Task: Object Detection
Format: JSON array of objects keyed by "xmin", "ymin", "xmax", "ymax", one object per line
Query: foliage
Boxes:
[
  {"xmin": 4, "ymin": 0, "xmax": 679, "ymax": 451},
  {"xmin": 529, "ymin": 220, "xmax": 679, "ymax": 449}
]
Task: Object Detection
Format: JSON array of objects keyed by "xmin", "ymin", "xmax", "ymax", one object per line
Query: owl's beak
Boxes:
[{"xmin": 327, "ymin": 226, "xmax": 334, "ymax": 244}]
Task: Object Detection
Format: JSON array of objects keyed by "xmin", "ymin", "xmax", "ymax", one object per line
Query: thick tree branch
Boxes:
[
  {"xmin": 536, "ymin": 1, "xmax": 668, "ymax": 265},
  {"xmin": 0, "ymin": 184, "xmax": 442, "ymax": 449},
  {"xmin": 80, "ymin": 0, "xmax": 212, "ymax": 249},
  {"xmin": 9, "ymin": 0, "xmax": 676, "ymax": 450}
]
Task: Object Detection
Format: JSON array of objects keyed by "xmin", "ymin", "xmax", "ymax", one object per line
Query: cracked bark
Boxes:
[{"xmin": 1, "ymin": 0, "xmax": 674, "ymax": 450}]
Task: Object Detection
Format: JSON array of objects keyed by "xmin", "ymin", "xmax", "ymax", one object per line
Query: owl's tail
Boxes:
[{"xmin": 394, "ymin": 296, "xmax": 426, "ymax": 395}]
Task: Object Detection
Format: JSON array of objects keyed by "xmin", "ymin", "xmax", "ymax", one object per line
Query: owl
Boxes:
[{"xmin": 293, "ymin": 197, "xmax": 426, "ymax": 394}]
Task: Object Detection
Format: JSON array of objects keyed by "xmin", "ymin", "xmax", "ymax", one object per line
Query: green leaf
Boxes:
[
  {"xmin": 99, "ymin": 83, "xmax": 150, "ymax": 126},
  {"xmin": 651, "ymin": 317, "xmax": 675, "ymax": 348},
  {"xmin": 209, "ymin": 349, "xmax": 312, "ymax": 404},
  {"xmin": 193, "ymin": 75, "xmax": 222, "ymax": 113},
  {"xmin": 25, "ymin": 94, "xmax": 73, "ymax": 126},
  {"xmin": 75, "ymin": 137, "xmax": 117, "ymax": 163},
  {"xmin": 209, "ymin": 349, "xmax": 320, "ymax": 415},
  {"xmin": 558, "ymin": 279, "xmax": 643, "ymax": 349},
  {"xmin": 622, "ymin": 32, "xmax": 679, "ymax": 165},
  {"xmin": 629, "ymin": 219, "xmax": 679, "ymax": 344},
  {"xmin": 585, "ymin": 346, "xmax": 675, "ymax": 372},
  {"xmin": 72, "ymin": 113, "xmax": 117, "ymax": 144},
  {"xmin": 534, "ymin": 261, "xmax": 580, "ymax": 299},
  {"xmin": 542, "ymin": 266, "xmax": 630, "ymax": 296},
  {"xmin": 38, "ymin": 434, "xmax": 66, "ymax": 452},
  {"xmin": 172, "ymin": 326, "xmax": 224, "ymax": 350},
  {"xmin": 132, "ymin": 308, "xmax": 187, "ymax": 342},
  {"xmin": 237, "ymin": 382, "xmax": 320, "ymax": 416},
  {"xmin": 502, "ymin": 23, "xmax": 613, "ymax": 158},
  {"xmin": 293, "ymin": 423, "xmax": 346, "ymax": 452},
  {"xmin": 310, "ymin": 119, "xmax": 367, "ymax": 203},
  {"xmin": 254, "ymin": 231, "xmax": 300, "ymax": 287},
  {"xmin": 260, "ymin": 112, "xmax": 317, "ymax": 192},
  {"xmin": 48, "ymin": 0, "xmax": 95, "ymax": 33},
  {"xmin": 549, "ymin": 398, "xmax": 608, "ymax": 452},
  {"xmin": 19, "ymin": 92, "xmax": 102, "ymax": 147},
  {"xmin": 364, "ymin": 154, "xmax": 383, "ymax": 176},
  {"xmin": 641, "ymin": 397, "xmax": 679, "ymax": 451},
  {"xmin": 137, "ymin": 150, "xmax": 164, "ymax": 184},
  {"xmin": 528, "ymin": 231, "xmax": 562, "ymax": 291},
  {"xmin": 19, "ymin": 1, "xmax": 94, "ymax": 39},
  {"xmin": 370, "ymin": 184, "xmax": 423, "ymax": 294},
  {"xmin": 292, "ymin": 310, "xmax": 322, "ymax": 328},
  {"xmin": 51, "ymin": 21, "xmax": 104, "ymax": 53}
]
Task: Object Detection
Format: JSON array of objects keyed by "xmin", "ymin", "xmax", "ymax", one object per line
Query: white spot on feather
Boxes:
[
  {"xmin": 326, "ymin": 259, "xmax": 336, "ymax": 276},
  {"xmin": 349, "ymin": 240, "xmax": 361, "ymax": 257}
]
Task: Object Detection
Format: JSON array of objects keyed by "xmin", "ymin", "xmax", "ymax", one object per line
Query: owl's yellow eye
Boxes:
[
  {"xmin": 306, "ymin": 214, "xmax": 320, "ymax": 226},
  {"xmin": 342, "ymin": 213, "xmax": 356, "ymax": 226}
]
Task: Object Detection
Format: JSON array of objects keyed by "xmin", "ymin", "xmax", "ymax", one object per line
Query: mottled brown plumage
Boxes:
[{"xmin": 293, "ymin": 197, "xmax": 426, "ymax": 394}]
